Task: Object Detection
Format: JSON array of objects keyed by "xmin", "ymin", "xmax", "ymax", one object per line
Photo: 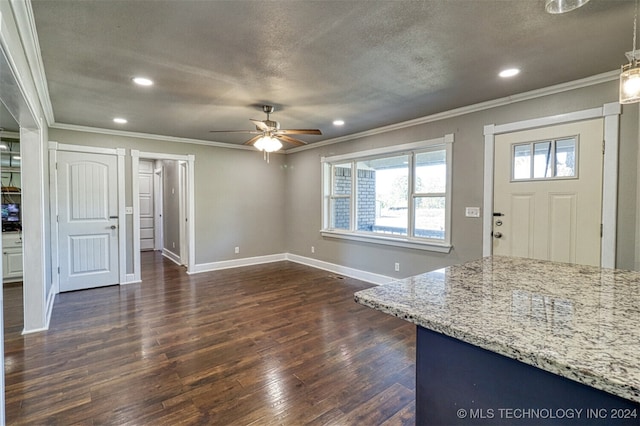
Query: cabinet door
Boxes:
[{"xmin": 3, "ymin": 248, "xmax": 23, "ymax": 279}]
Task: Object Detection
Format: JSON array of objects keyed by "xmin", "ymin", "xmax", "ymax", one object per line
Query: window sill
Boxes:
[{"xmin": 320, "ymin": 230, "xmax": 452, "ymax": 253}]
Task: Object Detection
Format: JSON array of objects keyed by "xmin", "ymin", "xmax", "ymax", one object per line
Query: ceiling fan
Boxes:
[{"xmin": 210, "ymin": 105, "xmax": 322, "ymax": 155}]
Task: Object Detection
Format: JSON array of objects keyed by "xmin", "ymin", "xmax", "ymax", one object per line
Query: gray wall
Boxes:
[
  {"xmin": 48, "ymin": 128, "xmax": 287, "ymax": 269},
  {"xmin": 49, "ymin": 80, "xmax": 639, "ymax": 279},
  {"xmin": 159, "ymin": 160, "xmax": 181, "ymax": 256},
  {"xmin": 286, "ymin": 80, "xmax": 640, "ymax": 277}
]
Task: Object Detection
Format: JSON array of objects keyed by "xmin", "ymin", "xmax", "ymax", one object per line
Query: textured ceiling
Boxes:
[{"xmin": 30, "ymin": 0, "xmax": 635, "ymax": 148}]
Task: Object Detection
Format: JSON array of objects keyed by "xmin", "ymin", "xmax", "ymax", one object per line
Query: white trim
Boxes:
[
  {"xmin": 483, "ymin": 102, "xmax": 620, "ymax": 268},
  {"xmin": 51, "ymin": 122, "xmax": 258, "ymax": 151},
  {"xmin": 601, "ymin": 103, "xmax": 621, "ymax": 268},
  {"xmin": 131, "ymin": 150, "xmax": 141, "ymax": 282},
  {"xmin": 131, "ymin": 150, "xmax": 195, "ymax": 280},
  {"xmin": 190, "ymin": 253, "xmax": 287, "ymax": 274},
  {"xmin": 46, "ymin": 71, "xmax": 618, "ymax": 156},
  {"xmin": 43, "ymin": 280, "xmax": 57, "ymax": 331},
  {"xmin": 122, "ymin": 273, "xmax": 141, "ymax": 285},
  {"xmin": 7, "ymin": 0, "xmax": 54, "ymax": 125},
  {"xmin": 162, "ymin": 248, "xmax": 183, "ymax": 265},
  {"xmin": 321, "ymin": 134, "xmax": 454, "ymax": 250},
  {"xmin": 289, "ymin": 71, "xmax": 620, "ymax": 154},
  {"xmin": 320, "ymin": 231, "xmax": 452, "ymax": 253},
  {"xmin": 189, "ymin": 252, "xmax": 394, "ymax": 285},
  {"xmin": 48, "ymin": 146, "xmax": 59, "ymax": 294},
  {"xmin": 321, "ymin": 134, "xmax": 453, "ymax": 163},
  {"xmin": 286, "ymin": 253, "xmax": 393, "ymax": 285},
  {"xmin": 116, "ymin": 149, "xmax": 126, "ymax": 284},
  {"xmin": 48, "ymin": 141, "xmax": 121, "ymax": 155}
]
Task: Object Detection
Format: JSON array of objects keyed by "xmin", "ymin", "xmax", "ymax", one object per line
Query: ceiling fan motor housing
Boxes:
[{"xmin": 262, "ymin": 119, "xmax": 280, "ymax": 130}]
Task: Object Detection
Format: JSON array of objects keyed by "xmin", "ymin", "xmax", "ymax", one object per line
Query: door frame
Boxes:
[
  {"xmin": 130, "ymin": 150, "xmax": 195, "ymax": 283},
  {"xmin": 153, "ymin": 167, "xmax": 164, "ymax": 252},
  {"xmin": 48, "ymin": 142, "xmax": 127, "ymax": 291},
  {"xmin": 483, "ymin": 102, "xmax": 621, "ymax": 268}
]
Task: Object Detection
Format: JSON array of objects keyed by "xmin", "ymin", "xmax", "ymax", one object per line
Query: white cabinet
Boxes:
[{"xmin": 2, "ymin": 233, "xmax": 22, "ymax": 282}]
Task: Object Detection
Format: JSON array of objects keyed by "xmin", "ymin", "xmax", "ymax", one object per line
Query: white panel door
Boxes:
[
  {"xmin": 58, "ymin": 151, "xmax": 119, "ymax": 292},
  {"xmin": 493, "ymin": 119, "xmax": 603, "ymax": 267},
  {"xmin": 139, "ymin": 161, "xmax": 154, "ymax": 251}
]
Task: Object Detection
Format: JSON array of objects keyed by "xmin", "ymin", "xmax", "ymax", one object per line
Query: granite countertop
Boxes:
[{"xmin": 354, "ymin": 256, "xmax": 640, "ymax": 403}]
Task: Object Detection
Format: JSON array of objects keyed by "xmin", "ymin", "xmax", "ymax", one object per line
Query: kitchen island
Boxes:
[{"xmin": 354, "ymin": 256, "xmax": 640, "ymax": 425}]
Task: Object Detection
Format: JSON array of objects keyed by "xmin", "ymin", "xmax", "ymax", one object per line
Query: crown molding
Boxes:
[
  {"xmin": 50, "ymin": 122, "xmax": 264, "ymax": 151},
  {"xmin": 9, "ymin": 0, "xmax": 54, "ymax": 125},
  {"xmin": 286, "ymin": 70, "xmax": 620, "ymax": 154},
  {"xmin": 50, "ymin": 70, "xmax": 619, "ymax": 155}
]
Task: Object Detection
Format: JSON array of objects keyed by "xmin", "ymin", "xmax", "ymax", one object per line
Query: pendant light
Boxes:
[
  {"xmin": 545, "ymin": 0, "xmax": 590, "ymax": 14},
  {"xmin": 620, "ymin": 0, "xmax": 640, "ymax": 104}
]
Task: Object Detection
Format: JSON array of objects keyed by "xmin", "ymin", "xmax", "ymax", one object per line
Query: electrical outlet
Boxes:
[
  {"xmin": 465, "ymin": 207, "xmax": 481, "ymax": 218},
  {"xmin": 235, "ymin": 246, "xmax": 239, "ymax": 254},
  {"xmin": 311, "ymin": 246, "xmax": 315, "ymax": 253},
  {"xmin": 394, "ymin": 262, "xmax": 400, "ymax": 272}
]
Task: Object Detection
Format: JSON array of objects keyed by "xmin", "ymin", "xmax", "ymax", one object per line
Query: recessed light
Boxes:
[
  {"xmin": 499, "ymin": 68, "xmax": 520, "ymax": 78},
  {"xmin": 113, "ymin": 117, "xmax": 128, "ymax": 124},
  {"xmin": 132, "ymin": 77, "xmax": 153, "ymax": 86},
  {"xmin": 0, "ymin": 144, "xmax": 7, "ymax": 150},
  {"xmin": 12, "ymin": 156, "xmax": 20, "ymax": 160},
  {"xmin": 333, "ymin": 119, "xmax": 345, "ymax": 126}
]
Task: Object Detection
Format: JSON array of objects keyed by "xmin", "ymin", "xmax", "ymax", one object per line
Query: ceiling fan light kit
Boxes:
[
  {"xmin": 210, "ymin": 105, "xmax": 322, "ymax": 162},
  {"xmin": 620, "ymin": 0, "xmax": 640, "ymax": 104}
]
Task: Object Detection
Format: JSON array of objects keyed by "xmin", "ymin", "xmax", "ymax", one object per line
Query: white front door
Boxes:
[
  {"xmin": 493, "ymin": 119, "xmax": 603, "ymax": 266},
  {"xmin": 58, "ymin": 151, "xmax": 119, "ymax": 291}
]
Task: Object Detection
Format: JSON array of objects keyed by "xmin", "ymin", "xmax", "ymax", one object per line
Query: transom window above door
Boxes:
[{"xmin": 512, "ymin": 136, "xmax": 578, "ymax": 181}]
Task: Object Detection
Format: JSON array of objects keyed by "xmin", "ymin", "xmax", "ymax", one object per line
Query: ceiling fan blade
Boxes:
[
  {"xmin": 278, "ymin": 129, "xmax": 322, "ymax": 135},
  {"xmin": 209, "ymin": 130, "xmax": 261, "ymax": 134},
  {"xmin": 250, "ymin": 119, "xmax": 270, "ymax": 132},
  {"xmin": 243, "ymin": 135, "xmax": 263, "ymax": 146},
  {"xmin": 276, "ymin": 134, "xmax": 307, "ymax": 147}
]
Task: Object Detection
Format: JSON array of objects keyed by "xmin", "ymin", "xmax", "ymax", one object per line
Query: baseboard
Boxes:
[
  {"xmin": 190, "ymin": 253, "xmax": 286, "ymax": 274},
  {"xmin": 162, "ymin": 248, "xmax": 182, "ymax": 265},
  {"xmin": 191, "ymin": 252, "xmax": 393, "ymax": 284},
  {"xmin": 285, "ymin": 253, "xmax": 393, "ymax": 285},
  {"xmin": 122, "ymin": 273, "xmax": 142, "ymax": 285}
]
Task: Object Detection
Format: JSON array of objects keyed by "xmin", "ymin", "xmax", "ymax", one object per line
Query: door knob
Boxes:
[
  {"xmin": 110, "ymin": 225, "xmax": 117, "ymax": 230},
  {"xmin": 493, "ymin": 231, "xmax": 502, "ymax": 239}
]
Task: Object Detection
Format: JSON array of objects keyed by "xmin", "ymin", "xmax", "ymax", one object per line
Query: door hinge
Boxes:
[
  {"xmin": 57, "ymin": 266, "xmax": 60, "ymax": 274},
  {"xmin": 600, "ymin": 223, "xmax": 603, "ymax": 237},
  {"xmin": 602, "ymin": 140, "xmax": 605, "ymax": 154}
]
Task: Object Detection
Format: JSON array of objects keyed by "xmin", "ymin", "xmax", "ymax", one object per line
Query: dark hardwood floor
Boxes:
[{"xmin": 5, "ymin": 252, "xmax": 416, "ymax": 425}]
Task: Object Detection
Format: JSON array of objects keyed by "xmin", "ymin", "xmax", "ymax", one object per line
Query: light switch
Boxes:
[
  {"xmin": 465, "ymin": 207, "xmax": 480, "ymax": 218},
  {"xmin": 125, "ymin": 206, "xmax": 133, "ymax": 214}
]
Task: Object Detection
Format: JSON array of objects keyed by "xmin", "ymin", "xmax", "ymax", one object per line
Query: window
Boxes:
[
  {"xmin": 512, "ymin": 136, "xmax": 578, "ymax": 181},
  {"xmin": 322, "ymin": 135, "xmax": 453, "ymax": 252}
]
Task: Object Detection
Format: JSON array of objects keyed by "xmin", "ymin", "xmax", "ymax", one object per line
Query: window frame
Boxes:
[
  {"xmin": 321, "ymin": 134, "xmax": 453, "ymax": 253},
  {"xmin": 511, "ymin": 135, "xmax": 580, "ymax": 182}
]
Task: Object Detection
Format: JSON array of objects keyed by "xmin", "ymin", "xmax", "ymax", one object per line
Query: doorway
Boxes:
[
  {"xmin": 130, "ymin": 151, "xmax": 195, "ymax": 283},
  {"xmin": 492, "ymin": 119, "xmax": 603, "ymax": 266},
  {"xmin": 483, "ymin": 103, "xmax": 621, "ymax": 268}
]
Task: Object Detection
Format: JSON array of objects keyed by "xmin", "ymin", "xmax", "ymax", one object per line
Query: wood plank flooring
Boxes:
[{"xmin": 5, "ymin": 252, "xmax": 416, "ymax": 425}]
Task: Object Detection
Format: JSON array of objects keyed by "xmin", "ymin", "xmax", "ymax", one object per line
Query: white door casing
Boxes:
[
  {"xmin": 130, "ymin": 150, "xmax": 195, "ymax": 283},
  {"xmin": 493, "ymin": 119, "xmax": 603, "ymax": 266},
  {"xmin": 139, "ymin": 160, "xmax": 155, "ymax": 251},
  {"xmin": 57, "ymin": 151, "xmax": 119, "ymax": 291},
  {"xmin": 154, "ymin": 167, "xmax": 164, "ymax": 251}
]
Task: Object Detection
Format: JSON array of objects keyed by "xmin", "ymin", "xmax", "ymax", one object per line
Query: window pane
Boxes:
[
  {"xmin": 330, "ymin": 197, "xmax": 350, "ymax": 230},
  {"xmin": 555, "ymin": 138, "xmax": 576, "ymax": 177},
  {"xmin": 533, "ymin": 141, "xmax": 552, "ymax": 178},
  {"xmin": 356, "ymin": 155, "xmax": 408, "ymax": 236},
  {"xmin": 332, "ymin": 163, "xmax": 351, "ymax": 195},
  {"xmin": 415, "ymin": 150, "xmax": 446, "ymax": 193},
  {"xmin": 414, "ymin": 196, "xmax": 445, "ymax": 240},
  {"xmin": 513, "ymin": 144, "xmax": 531, "ymax": 180}
]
